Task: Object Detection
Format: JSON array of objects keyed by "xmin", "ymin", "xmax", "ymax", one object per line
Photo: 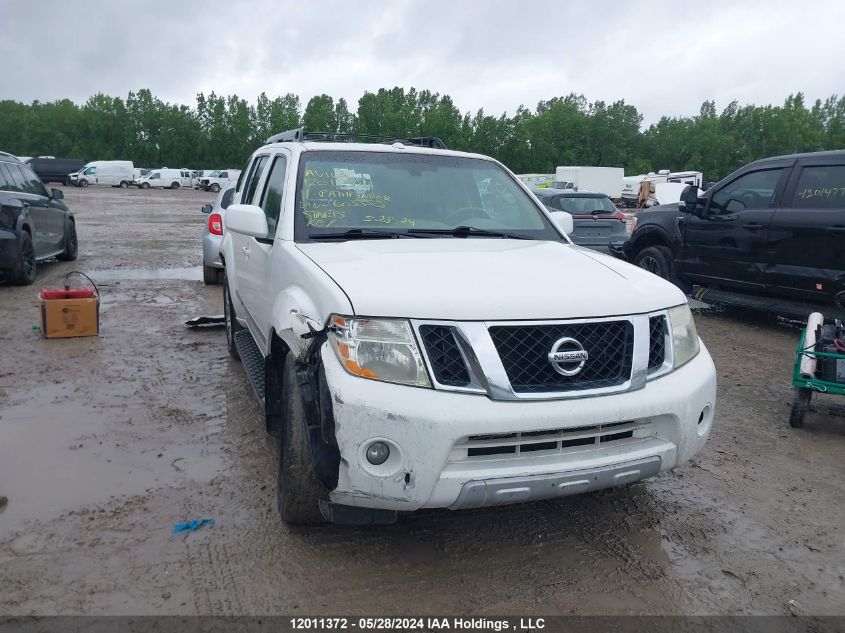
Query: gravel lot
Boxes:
[{"xmin": 0, "ymin": 186, "xmax": 843, "ymax": 616}]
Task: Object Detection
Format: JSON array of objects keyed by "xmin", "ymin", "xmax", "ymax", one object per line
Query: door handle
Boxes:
[
  {"xmin": 742, "ymin": 223, "xmax": 764, "ymax": 231},
  {"xmin": 827, "ymin": 226, "xmax": 845, "ymax": 235}
]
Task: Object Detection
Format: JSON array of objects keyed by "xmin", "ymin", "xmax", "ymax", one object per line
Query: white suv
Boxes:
[{"xmin": 220, "ymin": 129, "xmax": 717, "ymax": 525}]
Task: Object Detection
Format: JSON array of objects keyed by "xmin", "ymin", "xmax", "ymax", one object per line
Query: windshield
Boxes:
[
  {"xmin": 209, "ymin": 170, "xmax": 220, "ymax": 177},
  {"xmin": 295, "ymin": 151, "xmax": 559, "ymax": 240},
  {"xmin": 556, "ymin": 195, "xmax": 617, "ymax": 215}
]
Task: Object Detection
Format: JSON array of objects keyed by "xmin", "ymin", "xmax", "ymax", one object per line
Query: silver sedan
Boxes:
[{"xmin": 201, "ymin": 184, "xmax": 236, "ymax": 284}]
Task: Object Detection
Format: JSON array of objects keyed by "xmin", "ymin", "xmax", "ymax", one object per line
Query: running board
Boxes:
[
  {"xmin": 692, "ymin": 286, "xmax": 844, "ymax": 320},
  {"xmin": 234, "ymin": 329, "xmax": 265, "ymax": 406}
]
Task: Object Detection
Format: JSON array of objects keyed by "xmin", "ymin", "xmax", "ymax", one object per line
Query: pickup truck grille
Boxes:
[
  {"xmin": 648, "ymin": 315, "xmax": 667, "ymax": 370},
  {"xmin": 456, "ymin": 420, "xmax": 644, "ymax": 460},
  {"xmin": 489, "ymin": 321, "xmax": 634, "ymax": 393},
  {"xmin": 419, "ymin": 325, "xmax": 471, "ymax": 387}
]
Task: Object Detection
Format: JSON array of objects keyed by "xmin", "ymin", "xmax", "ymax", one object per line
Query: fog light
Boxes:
[{"xmin": 366, "ymin": 441, "xmax": 390, "ymax": 465}]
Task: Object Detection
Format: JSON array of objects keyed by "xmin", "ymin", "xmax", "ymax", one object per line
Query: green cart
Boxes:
[{"xmin": 791, "ymin": 326, "xmax": 845, "ymax": 427}]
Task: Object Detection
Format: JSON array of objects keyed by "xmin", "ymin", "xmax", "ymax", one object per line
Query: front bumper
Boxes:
[
  {"xmin": 608, "ymin": 240, "xmax": 628, "ymax": 259},
  {"xmin": 322, "ymin": 342, "xmax": 716, "ymax": 512}
]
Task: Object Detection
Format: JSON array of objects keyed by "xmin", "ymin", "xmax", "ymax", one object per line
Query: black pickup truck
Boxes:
[{"xmin": 618, "ymin": 150, "xmax": 845, "ymax": 315}]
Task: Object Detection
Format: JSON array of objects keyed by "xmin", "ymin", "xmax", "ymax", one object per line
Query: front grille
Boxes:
[
  {"xmin": 457, "ymin": 421, "xmax": 641, "ymax": 459},
  {"xmin": 648, "ymin": 315, "xmax": 667, "ymax": 370},
  {"xmin": 419, "ymin": 325, "xmax": 471, "ymax": 387},
  {"xmin": 489, "ymin": 321, "xmax": 634, "ymax": 393}
]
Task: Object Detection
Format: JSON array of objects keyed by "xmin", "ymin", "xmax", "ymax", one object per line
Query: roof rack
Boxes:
[{"xmin": 265, "ymin": 127, "xmax": 446, "ymax": 149}]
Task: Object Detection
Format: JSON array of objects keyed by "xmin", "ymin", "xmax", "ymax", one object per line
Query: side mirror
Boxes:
[
  {"xmin": 201, "ymin": 204, "xmax": 213, "ymax": 214},
  {"xmin": 550, "ymin": 210, "xmax": 574, "ymax": 235},
  {"xmin": 225, "ymin": 204, "xmax": 269, "ymax": 239},
  {"xmin": 50, "ymin": 188, "xmax": 63, "ymax": 200},
  {"xmin": 679, "ymin": 185, "xmax": 699, "ymax": 213}
]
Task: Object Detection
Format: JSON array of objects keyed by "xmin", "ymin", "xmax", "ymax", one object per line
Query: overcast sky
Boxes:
[{"xmin": 2, "ymin": 0, "xmax": 843, "ymax": 126}]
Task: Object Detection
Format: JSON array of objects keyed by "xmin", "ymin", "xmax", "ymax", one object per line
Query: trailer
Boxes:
[{"xmin": 554, "ymin": 166, "xmax": 624, "ymax": 198}]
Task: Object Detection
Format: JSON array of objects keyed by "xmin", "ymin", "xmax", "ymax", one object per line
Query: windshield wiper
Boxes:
[
  {"xmin": 308, "ymin": 228, "xmax": 427, "ymax": 241},
  {"xmin": 407, "ymin": 226, "xmax": 534, "ymax": 239}
]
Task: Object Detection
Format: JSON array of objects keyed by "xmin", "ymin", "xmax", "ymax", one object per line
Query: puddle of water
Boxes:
[
  {"xmin": 0, "ymin": 397, "xmax": 224, "ymax": 536},
  {"xmin": 89, "ymin": 267, "xmax": 202, "ymax": 282}
]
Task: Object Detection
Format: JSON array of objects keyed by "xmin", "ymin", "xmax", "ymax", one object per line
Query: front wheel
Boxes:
[
  {"xmin": 223, "ymin": 273, "xmax": 241, "ymax": 359},
  {"xmin": 57, "ymin": 219, "xmax": 78, "ymax": 261},
  {"xmin": 79, "ymin": 179, "xmax": 89, "ymax": 188},
  {"xmin": 789, "ymin": 387, "xmax": 812, "ymax": 428},
  {"xmin": 210, "ymin": 183, "xmax": 220, "ymax": 193},
  {"xmin": 171, "ymin": 182, "xmax": 180, "ymax": 190},
  {"xmin": 141, "ymin": 182, "xmax": 150, "ymax": 190},
  {"xmin": 277, "ymin": 354, "xmax": 326, "ymax": 524},
  {"xmin": 12, "ymin": 231, "xmax": 36, "ymax": 285}
]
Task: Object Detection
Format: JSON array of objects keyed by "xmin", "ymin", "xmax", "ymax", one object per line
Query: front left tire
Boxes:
[{"xmin": 277, "ymin": 353, "xmax": 326, "ymax": 525}]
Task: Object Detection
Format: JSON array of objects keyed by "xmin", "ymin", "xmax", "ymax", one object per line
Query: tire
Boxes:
[
  {"xmin": 119, "ymin": 181, "xmax": 128, "ymax": 188},
  {"xmin": 632, "ymin": 245, "xmax": 691, "ymax": 292},
  {"xmin": 11, "ymin": 231, "xmax": 36, "ymax": 285},
  {"xmin": 223, "ymin": 273, "xmax": 241, "ymax": 359},
  {"xmin": 203, "ymin": 265, "xmax": 219, "ymax": 285},
  {"xmin": 57, "ymin": 219, "xmax": 78, "ymax": 262},
  {"xmin": 789, "ymin": 387, "xmax": 812, "ymax": 428},
  {"xmin": 79, "ymin": 179, "xmax": 89, "ymax": 188},
  {"xmin": 210, "ymin": 183, "xmax": 220, "ymax": 193},
  {"xmin": 277, "ymin": 354, "xmax": 326, "ymax": 524},
  {"xmin": 171, "ymin": 182, "xmax": 180, "ymax": 190},
  {"xmin": 141, "ymin": 182, "xmax": 150, "ymax": 190}
]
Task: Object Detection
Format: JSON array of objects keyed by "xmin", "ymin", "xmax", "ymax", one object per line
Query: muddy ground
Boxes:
[{"xmin": 0, "ymin": 186, "xmax": 843, "ymax": 616}]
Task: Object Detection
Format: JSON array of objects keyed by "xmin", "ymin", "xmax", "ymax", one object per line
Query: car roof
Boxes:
[
  {"xmin": 261, "ymin": 140, "xmax": 492, "ymax": 162},
  {"xmin": 535, "ymin": 189, "xmax": 609, "ymax": 198},
  {"xmin": 0, "ymin": 151, "xmax": 22, "ymax": 163},
  {"xmin": 749, "ymin": 149, "xmax": 845, "ymax": 165}
]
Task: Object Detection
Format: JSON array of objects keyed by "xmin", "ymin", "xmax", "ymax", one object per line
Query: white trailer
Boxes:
[
  {"xmin": 554, "ymin": 166, "xmax": 624, "ymax": 198},
  {"xmin": 69, "ymin": 160, "xmax": 135, "ymax": 188},
  {"xmin": 621, "ymin": 170, "xmax": 704, "ymax": 207}
]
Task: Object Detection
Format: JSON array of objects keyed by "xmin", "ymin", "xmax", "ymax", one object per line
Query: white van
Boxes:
[
  {"xmin": 136, "ymin": 168, "xmax": 195, "ymax": 190},
  {"xmin": 69, "ymin": 161, "xmax": 134, "ymax": 188}
]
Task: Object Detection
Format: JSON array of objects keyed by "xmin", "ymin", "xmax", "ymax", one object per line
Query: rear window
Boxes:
[
  {"xmin": 791, "ymin": 165, "xmax": 845, "ymax": 209},
  {"xmin": 555, "ymin": 195, "xmax": 617, "ymax": 215},
  {"xmin": 295, "ymin": 151, "xmax": 558, "ymax": 240}
]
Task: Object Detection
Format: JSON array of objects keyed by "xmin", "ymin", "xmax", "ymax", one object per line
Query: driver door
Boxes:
[{"xmin": 681, "ymin": 167, "xmax": 789, "ymax": 291}]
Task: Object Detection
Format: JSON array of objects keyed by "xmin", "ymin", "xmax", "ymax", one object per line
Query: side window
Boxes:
[
  {"xmin": 84, "ymin": 166, "xmax": 96, "ymax": 175},
  {"xmin": 245, "ymin": 157, "xmax": 269, "ymax": 204},
  {"xmin": 259, "ymin": 155, "xmax": 287, "ymax": 236},
  {"xmin": 220, "ymin": 188, "xmax": 235, "ymax": 210},
  {"xmin": 0, "ymin": 163, "xmax": 14, "ymax": 191},
  {"xmin": 21, "ymin": 165, "xmax": 47, "ymax": 197},
  {"xmin": 6, "ymin": 164, "xmax": 29, "ymax": 191},
  {"xmin": 219, "ymin": 171, "xmax": 228, "ymax": 179},
  {"xmin": 709, "ymin": 168, "xmax": 785, "ymax": 215},
  {"xmin": 791, "ymin": 165, "xmax": 845, "ymax": 209},
  {"xmin": 150, "ymin": 172, "xmax": 160, "ymax": 180}
]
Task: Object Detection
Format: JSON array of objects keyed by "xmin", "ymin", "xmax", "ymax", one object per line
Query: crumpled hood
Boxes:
[{"xmin": 297, "ymin": 239, "xmax": 686, "ymax": 321}]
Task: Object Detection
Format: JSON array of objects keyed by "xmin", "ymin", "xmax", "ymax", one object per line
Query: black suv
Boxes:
[
  {"xmin": 0, "ymin": 152, "xmax": 78, "ymax": 285},
  {"xmin": 620, "ymin": 150, "xmax": 845, "ymax": 312}
]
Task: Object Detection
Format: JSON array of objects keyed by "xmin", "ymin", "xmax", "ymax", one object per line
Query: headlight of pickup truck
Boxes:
[
  {"xmin": 668, "ymin": 304, "xmax": 700, "ymax": 369},
  {"xmin": 328, "ymin": 315, "xmax": 431, "ymax": 388}
]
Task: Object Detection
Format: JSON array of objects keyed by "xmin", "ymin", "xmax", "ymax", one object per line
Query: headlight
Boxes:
[
  {"xmin": 668, "ymin": 304, "xmax": 700, "ymax": 369},
  {"xmin": 328, "ymin": 315, "xmax": 431, "ymax": 388}
]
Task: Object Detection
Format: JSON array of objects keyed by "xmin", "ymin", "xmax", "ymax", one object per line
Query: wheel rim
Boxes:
[
  {"xmin": 638, "ymin": 255, "xmax": 662, "ymax": 276},
  {"xmin": 22, "ymin": 237, "xmax": 35, "ymax": 278}
]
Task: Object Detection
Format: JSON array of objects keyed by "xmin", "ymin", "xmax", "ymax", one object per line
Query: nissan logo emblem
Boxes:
[{"xmin": 548, "ymin": 337, "xmax": 589, "ymax": 376}]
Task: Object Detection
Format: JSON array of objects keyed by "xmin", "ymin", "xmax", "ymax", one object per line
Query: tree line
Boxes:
[{"xmin": 1, "ymin": 88, "xmax": 843, "ymax": 182}]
